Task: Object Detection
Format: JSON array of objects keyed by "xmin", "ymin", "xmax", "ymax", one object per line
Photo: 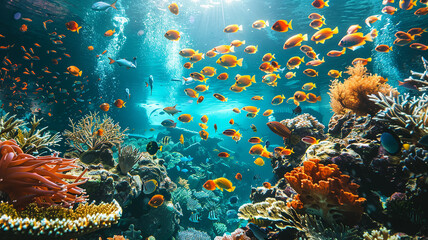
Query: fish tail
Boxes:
[
  {"xmin": 111, "ymin": 0, "xmax": 118, "ymax": 9},
  {"xmin": 265, "ymin": 20, "xmax": 269, "ymax": 27},
  {"xmin": 276, "ymin": 74, "xmax": 281, "ymax": 79},
  {"xmin": 325, "ymin": 0, "xmax": 329, "ymax": 7},
  {"xmin": 230, "ymin": 46, "xmax": 235, "ymax": 53},
  {"xmin": 317, "ymin": 95, "xmax": 322, "ymax": 101},
  {"xmin": 228, "ymin": 186, "xmax": 236, "ymax": 192},
  {"xmin": 332, "ymin": 26, "xmax": 338, "ymax": 34},
  {"xmin": 272, "ymin": 54, "xmax": 275, "ymax": 59},
  {"xmin": 123, "ymin": 102, "xmax": 126, "ymax": 107},
  {"xmin": 77, "ymin": 26, "xmax": 82, "ymax": 34},
  {"xmin": 224, "ymin": 98, "xmax": 228, "ymax": 102},
  {"xmin": 339, "ymin": 71, "xmax": 342, "ymax": 77},
  {"xmin": 79, "ymin": 70, "xmax": 82, "ymax": 77},
  {"xmin": 108, "ymin": 57, "xmax": 115, "ymax": 64},
  {"xmin": 323, "ymin": 18, "xmax": 327, "ymax": 25},
  {"xmin": 364, "ymin": 33, "xmax": 373, "ymax": 42},
  {"xmin": 302, "ymin": 33, "xmax": 308, "ymax": 41},
  {"xmin": 398, "ymin": 81, "xmax": 404, "ymax": 86},
  {"xmin": 301, "ymin": 56, "xmax": 305, "ymax": 63},
  {"xmin": 159, "ymin": 146, "xmax": 162, "ymax": 151},
  {"xmin": 389, "ymin": 46, "xmax": 393, "ymax": 51},
  {"xmin": 237, "ymin": 58, "xmax": 243, "ymax": 67},
  {"xmin": 314, "ymin": 83, "xmax": 317, "ymax": 88},
  {"xmin": 238, "ymin": 25, "xmax": 243, "ymax": 31},
  {"xmin": 206, "ymin": 85, "xmax": 209, "ymax": 90},
  {"xmin": 242, "ymin": 40, "xmax": 246, "ymax": 44},
  {"xmin": 288, "ymin": 19, "xmax": 293, "ymax": 30},
  {"xmin": 367, "ymin": 57, "xmax": 372, "ymax": 62},
  {"xmin": 251, "ymin": 75, "xmax": 256, "ymax": 83},
  {"xmin": 341, "ymin": 47, "xmax": 346, "ymax": 54}
]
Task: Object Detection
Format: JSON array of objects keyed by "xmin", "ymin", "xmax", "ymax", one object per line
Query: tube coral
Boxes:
[
  {"xmin": 284, "ymin": 159, "xmax": 366, "ymax": 226},
  {"xmin": 328, "ymin": 63, "xmax": 398, "ymax": 116},
  {"xmin": 0, "ymin": 139, "xmax": 88, "ymax": 208}
]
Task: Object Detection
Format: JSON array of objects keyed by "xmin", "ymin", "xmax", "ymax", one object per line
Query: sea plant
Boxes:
[{"xmin": 118, "ymin": 145, "xmax": 145, "ymax": 174}]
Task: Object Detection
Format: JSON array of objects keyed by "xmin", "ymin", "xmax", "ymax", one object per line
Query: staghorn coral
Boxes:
[
  {"xmin": 284, "ymin": 159, "xmax": 366, "ymax": 226},
  {"xmin": 118, "ymin": 145, "xmax": 145, "ymax": 175},
  {"xmin": 363, "ymin": 227, "xmax": 400, "ymax": 240},
  {"xmin": 0, "ymin": 140, "xmax": 87, "ymax": 208},
  {"xmin": 63, "ymin": 112, "xmax": 128, "ymax": 153},
  {"xmin": 369, "ymin": 92, "xmax": 428, "ymax": 141},
  {"xmin": 178, "ymin": 228, "xmax": 211, "ymax": 240},
  {"xmin": 0, "ymin": 114, "xmax": 61, "ymax": 154},
  {"xmin": 329, "ymin": 63, "xmax": 398, "ymax": 116},
  {"xmin": 0, "ymin": 200, "xmax": 122, "ymax": 239},
  {"xmin": 238, "ymin": 198, "xmax": 306, "ymax": 231}
]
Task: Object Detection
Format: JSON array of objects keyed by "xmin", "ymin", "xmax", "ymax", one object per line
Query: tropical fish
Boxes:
[
  {"xmin": 164, "ymin": 30, "xmax": 180, "ymax": 41},
  {"xmin": 189, "ymin": 213, "xmax": 201, "ymax": 223},
  {"xmin": 208, "ymin": 210, "xmax": 220, "ymax": 221},
  {"xmin": 108, "ymin": 57, "xmax": 137, "ymax": 69},
  {"xmin": 143, "ymin": 179, "xmax": 158, "ymax": 194},
  {"xmin": 235, "ymin": 173, "xmax": 242, "ymax": 180},
  {"xmin": 339, "ymin": 32, "xmax": 373, "ymax": 51},
  {"xmin": 218, "ymin": 152, "xmax": 230, "ymax": 158},
  {"xmin": 311, "ymin": 27, "xmax": 338, "ymax": 44},
  {"xmin": 230, "ymin": 40, "xmax": 246, "ymax": 47},
  {"xmin": 168, "ymin": 2, "xmax": 179, "ymax": 15},
  {"xmin": 283, "ymin": 34, "xmax": 308, "ymax": 49},
  {"xmin": 224, "ymin": 24, "xmax": 243, "ymax": 33},
  {"xmin": 375, "ymin": 44, "xmax": 393, "ymax": 52},
  {"xmin": 302, "ymin": 82, "xmax": 316, "ymax": 90},
  {"xmin": 146, "ymin": 141, "xmax": 162, "ymax": 155},
  {"xmin": 161, "ymin": 119, "xmax": 177, "ymax": 128},
  {"xmin": 365, "ymin": 15, "xmax": 382, "ymax": 27},
  {"xmin": 327, "ymin": 48, "xmax": 346, "ymax": 57},
  {"xmin": 302, "ymin": 136, "xmax": 320, "ymax": 145},
  {"xmin": 100, "ymin": 103, "xmax": 110, "ymax": 111},
  {"xmin": 163, "ymin": 105, "xmax": 181, "ymax": 116},
  {"xmin": 201, "ymin": 115, "xmax": 209, "ymax": 123},
  {"xmin": 249, "ymin": 137, "xmax": 263, "ymax": 144},
  {"xmin": 92, "ymin": 0, "xmax": 117, "ymax": 11},
  {"xmin": 203, "ymin": 180, "xmax": 216, "ymax": 191},
  {"xmin": 328, "ymin": 70, "xmax": 342, "ymax": 78},
  {"xmin": 252, "ymin": 20, "xmax": 269, "ymax": 29},
  {"xmin": 271, "ymin": 20, "xmax": 293, "ymax": 32},
  {"xmin": 178, "ymin": 114, "xmax": 193, "ymax": 123},
  {"xmin": 65, "ymin": 21, "xmax": 82, "ymax": 33},
  {"xmin": 67, "ymin": 66, "xmax": 82, "ymax": 77},
  {"xmin": 254, "ymin": 157, "xmax": 265, "ymax": 166},
  {"xmin": 104, "ymin": 29, "xmax": 115, "ymax": 37},
  {"xmin": 271, "ymin": 95, "xmax": 286, "ymax": 105},
  {"xmin": 312, "ymin": 0, "xmax": 329, "ymax": 8},
  {"xmin": 199, "ymin": 130, "xmax": 209, "ymax": 140},
  {"xmin": 114, "ymin": 99, "xmax": 125, "ymax": 108},
  {"xmin": 213, "ymin": 177, "xmax": 236, "ymax": 192},
  {"xmin": 244, "ymin": 45, "xmax": 258, "ymax": 54},
  {"xmin": 213, "ymin": 93, "xmax": 228, "ymax": 102},
  {"xmin": 148, "ymin": 194, "xmax": 164, "ymax": 208},
  {"xmin": 263, "ymin": 182, "xmax": 272, "ymax": 189}
]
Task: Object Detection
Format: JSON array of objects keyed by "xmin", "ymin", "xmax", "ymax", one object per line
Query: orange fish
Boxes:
[
  {"xmin": 263, "ymin": 182, "xmax": 272, "ymax": 189},
  {"xmin": 312, "ymin": 0, "xmax": 329, "ymax": 8},
  {"xmin": 235, "ymin": 173, "xmax": 242, "ymax": 180},
  {"xmin": 178, "ymin": 114, "xmax": 193, "ymax": 123},
  {"xmin": 306, "ymin": 93, "xmax": 322, "ymax": 103},
  {"xmin": 352, "ymin": 57, "xmax": 372, "ymax": 65},
  {"xmin": 309, "ymin": 19, "xmax": 326, "ymax": 30},
  {"xmin": 214, "ymin": 93, "xmax": 228, "ymax": 102},
  {"xmin": 271, "ymin": 20, "xmax": 293, "ymax": 32},
  {"xmin": 410, "ymin": 43, "xmax": 428, "ymax": 50},
  {"xmin": 65, "ymin": 21, "xmax": 82, "ymax": 33},
  {"xmin": 104, "ymin": 29, "xmax": 116, "ymax": 37},
  {"xmin": 201, "ymin": 115, "xmax": 209, "ymax": 123},
  {"xmin": 311, "ymin": 27, "xmax": 338, "ymax": 44},
  {"xmin": 283, "ymin": 34, "xmax": 308, "ymax": 49},
  {"xmin": 287, "ymin": 91, "xmax": 307, "ymax": 106},
  {"xmin": 114, "ymin": 99, "xmax": 126, "ymax": 108},
  {"xmin": 224, "ymin": 24, "xmax": 243, "ymax": 33},
  {"xmin": 20, "ymin": 24, "xmax": 27, "ymax": 32},
  {"xmin": 214, "ymin": 124, "xmax": 218, "ymax": 132},
  {"xmin": 218, "ymin": 152, "xmax": 230, "ymax": 158},
  {"xmin": 164, "ymin": 30, "xmax": 180, "ymax": 41},
  {"xmin": 302, "ymin": 136, "xmax": 320, "ymax": 144},
  {"xmin": 327, "ymin": 48, "xmax": 346, "ymax": 57},
  {"xmin": 248, "ymin": 137, "xmax": 263, "ymax": 144},
  {"xmin": 197, "ymin": 96, "xmax": 204, "ymax": 104},
  {"xmin": 303, "ymin": 69, "xmax": 318, "ymax": 77},
  {"xmin": 203, "ymin": 180, "xmax": 217, "ymax": 191},
  {"xmin": 88, "ymin": 46, "xmax": 94, "ymax": 51},
  {"xmin": 100, "ymin": 103, "xmax": 110, "ymax": 111},
  {"xmin": 375, "ymin": 44, "xmax": 393, "ymax": 52},
  {"xmin": 229, "ymin": 119, "xmax": 234, "ymax": 125},
  {"xmin": 95, "ymin": 129, "xmax": 104, "ymax": 136},
  {"xmin": 148, "ymin": 194, "xmax": 164, "ymax": 208},
  {"xmin": 184, "ymin": 62, "xmax": 193, "ymax": 69},
  {"xmin": 67, "ymin": 66, "xmax": 82, "ymax": 77},
  {"xmin": 217, "ymin": 73, "xmax": 228, "ymax": 80}
]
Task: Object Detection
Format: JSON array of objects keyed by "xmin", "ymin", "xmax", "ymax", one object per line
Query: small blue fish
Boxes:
[
  {"xmin": 181, "ymin": 169, "xmax": 188, "ymax": 173},
  {"xmin": 180, "ymin": 155, "xmax": 193, "ymax": 162},
  {"xmin": 108, "ymin": 57, "xmax": 137, "ymax": 69},
  {"xmin": 92, "ymin": 0, "xmax": 117, "ymax": 11},
  {"xmin": 13, "ymin": 12, "xmax": 21, "ymax": 20}
]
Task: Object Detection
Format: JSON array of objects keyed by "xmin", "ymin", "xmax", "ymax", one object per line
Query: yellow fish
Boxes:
[{"xmin": 216, "ymin": 55, "xmax": 243, "ymax": 69}]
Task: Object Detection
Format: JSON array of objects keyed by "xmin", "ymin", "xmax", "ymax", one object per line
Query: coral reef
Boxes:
[
  {"xmin": 118, "ymin": 145, "xmax": 145, "ymax": 175},
  {"xmin": 369, "ymin": 92, "xmax": 428, "ymax": 141},
  {"xmin": 362, "ymin": 227, "xmax": 400, "ymax": 240},
  {"xmin": 213, "ymin": 222, "xmax": 228, "ymax": 236},
  {"xmin": 64, "ymin": 112, "xmax": 128, "ymax": 154},
  {"xmin": 0, "ymin": 113, "xmax": 61, "ymax": 154},
  {"xmin": 0, "ymin": 200, "xmax": 122, "ymax": 239},
  {"xmin": 123, "ymin": 224, "xmax": 142, "ymax": 240},
  {"xmin": 214, "ymin": 228, "xmax": 251, "ymax": 240},
  {"xmin": 329, "ymin": 63, "xmax": 398, "ymax": 116},
  {"xmin": 0, "ymin": 139, "xmax": 87, "ymax": 208},
  {"xmin": 178, "ymin": 228, "xmax": 211, "ymax": 240},
  {"xmin": 284, "ymin": 159, "xmax": 366, "ymax": 225}
]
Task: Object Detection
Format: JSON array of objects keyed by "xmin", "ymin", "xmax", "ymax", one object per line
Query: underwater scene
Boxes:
[{"xmin": 0, "ymin": 0, "xmax": 428, "ymax": 239}]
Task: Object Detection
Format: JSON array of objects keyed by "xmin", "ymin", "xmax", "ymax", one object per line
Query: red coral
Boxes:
[
  {"xmin": 0, "ymin": 139, "xmax": 88, "ymax": 209},
  {"xmin": 284, "ymin": 159, "xmax": 366, "ymax": 225}
]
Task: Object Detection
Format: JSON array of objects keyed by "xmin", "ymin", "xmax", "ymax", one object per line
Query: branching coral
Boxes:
[
  {"xmin": 329, "ymin": 63, "xmax": 398, "ymax": 116},
  {"xmin": 118, "ymin": 145, "xmax": 145, "ymax": 175},
  {"xmin": 369, "ymin": 92, "xmax": 428, "ymax": 141},
  {"xmin": 284, "ymin": 159, "xmax": 366, "ymax": 226},
  {"xmin": 63, "ymin": 112, "xmax": 128, "ymax": 153},
  {"xmin": 0, "ymin": 140, "xmax": 88, "ymax": 208},
  {"xmin": 0, "ymin": 199, "xmax": 122, "ymax": 239},
  {"xmin": 363, "ymin": 227, "xmax": 400, "ymax": 240},
  {"xmin": 0, "ymin": 114, "xmax": 61, "ymax": 154}
]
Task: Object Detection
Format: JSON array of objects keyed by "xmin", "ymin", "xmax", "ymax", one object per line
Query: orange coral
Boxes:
[
  {"xmin": 328, "ymin": 63, "xmax": 398, "ymax": 116},
  {"xmin": 284, "ymin": 159, "xmax": 366, "ymax": 226}
]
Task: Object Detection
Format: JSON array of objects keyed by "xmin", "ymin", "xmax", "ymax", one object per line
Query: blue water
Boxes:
[{"xmin": 0, "ymin": 0, "xmax": 427, "ymax": 239}]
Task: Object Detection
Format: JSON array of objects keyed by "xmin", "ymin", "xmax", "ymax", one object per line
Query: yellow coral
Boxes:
[
  {"xmin": 328, "ymin": 63, "xmax": 398, "ymax": 116},
  {"xmin": 0, "ymin": 200, "xmax": 122, "ymax": 239}
]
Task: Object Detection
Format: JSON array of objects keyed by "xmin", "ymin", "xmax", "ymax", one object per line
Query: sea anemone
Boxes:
[{"xmin": 0, "ymin": 139, "xmax": 87, "ymax": 208}]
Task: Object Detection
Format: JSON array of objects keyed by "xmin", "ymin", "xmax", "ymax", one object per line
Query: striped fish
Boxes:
[
  {"xmin": 208, "ymin": 210, "xmax": 219, "ymax": 221},
  {"xmin": 161, "ymin": 136, "xmax": 171, "ymax": 145},
  {"xmin": 189, "ymin": 212, "xmax": 201, "ymax": 223}
]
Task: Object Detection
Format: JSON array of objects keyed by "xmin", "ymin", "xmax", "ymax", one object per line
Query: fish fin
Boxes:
[
  {"xmin": 272, "ymin": 54, "xmax": 275, "ymax": 59},
  {"xmin": 367, "ymin": 57, "xmax": 372, "ymax": 62},
  {"xmin": 123, "ymin": 102, "xmax": 126, "ymax": 108},
  {"xmin": 288, "ymin": 19, "xmax": 293, "ymax": 30},
  {"xmin": 332, "ymin": 26, "xmax": 338, "ymax": 34},
  {"xmin": 341, "ymin": 47, "xmax": 346, "ymax": 54},
  {"xmin": 251, "ymin": 75, "xmax": 256, "ymax": 83},
  {"xmin": 319, "ymin": 40, "xmax": 325, "ymax": 44},
  {"xmin": 317, "ymin": 95, "xmax": 321, "ymax": 101},
  {"xmin": 225, "ymin": 98, "xmax": 228, "ymax": 102},
  {"xmin": 398, "ymin": 81, "xmax": 404, "ymax": 86},
  {"xmin": 286, "ymin": 97, "xmax": 294, "ymax": 103},
  {"xmin": 159, "ymin": 146, "xmax": 162, "ymax": 151},
  {"xmin": 77, "ymin": 26, "xmax": 82, "ymax": 34},
  {"xmin": 79, "ymin": 71, "xmax": 82, "ymax": 77},
  {"xmin": 111, "ymin": 0, "xmax": 118, "ymax": 10},
  {"xmin": 389, "ymin": 46, "xmax": 393, "ymax": 51},
  {"xmin": 339, "ymin": 71, "xmax": 342, "ymax": 77},
  {"xmin": 294, "ymin": 100, "xmax": 300, "ymax": 106},
  {"xmin": 265, "ymin": 20, "xmax": 269, "ymax": 27},
  {"xmin": 325, "ymin": 0, "xmax": 329, "ymax": 7},
  {"xmin": 301, "ymin": 56, "xmax": 305, "ymax": 63},
  {"xmin": 238, "ymin": 25, "xmax": 243, "ymax": 31},
  {"xmin": 314, "ymin": 83, "xmax": 316, "ymax": 88},
  {"xmin": 302, "ymin": 34, "xmax": 308, "ymax": 41},
  {"xmin": 323, "ymin": 19, "xmax": 327, "ymax": 25},
  {"xmin": 365, "ymin": 33, "xmax": 373, "ymax": 42},
  {"xmin": 230, "ymin": 46, "xmax": 235, "ymax": 53},
  {"xmin": 237, "ymin": 58, "xmax": 243, "ymax": 67},
  {"xmin": 108, "ymin": 57, "xmax": 115, "ymax": 64}
]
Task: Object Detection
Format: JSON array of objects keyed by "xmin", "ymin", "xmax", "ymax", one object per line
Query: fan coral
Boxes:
[
  {"xmin": 0, "ymin": 114, "xmax": 61, "ymax": 154},
  {"xmin": 63, "ymin": 112, "xmax": 128, "ymax": 153},
  {"xmin": 118, "ymin": 145, "xmax": 145, "ymax": 175},
  {"xmin": 284, "ymin": 159, "xmax": 366, "ymax": 225},
  {"xmin": 0, "ymin": 200, "xmax": 122, "ymax": 239},
  {"xmin": 369, "ymin": 92, "xmax": 428, "ymax": 141},
  {"xmin": 0, "ymin": 139, "xmax": 87, "ymax": 208},
  {"xmin": 329, "ymin": 63, "xmax": 398, "ymax": 116}
]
